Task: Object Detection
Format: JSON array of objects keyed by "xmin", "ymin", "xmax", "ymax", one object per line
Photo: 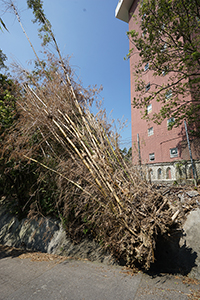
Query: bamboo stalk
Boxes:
[
  {"xmin": 58, "ymin": 110, "xmax": 124, "ymax": 210},
  {"xmin": 52, "ymin": 118, "xmax": 111, "ymax": 198},
  {"xmin": 11, "ymin": 2, "xmax": 47, "ymax": 77},
  {"xmin": 23, "ymin": 155, "xmax": 91, "ymax": 195}
]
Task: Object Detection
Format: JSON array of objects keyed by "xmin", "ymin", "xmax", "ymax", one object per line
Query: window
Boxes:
[
  {"xmin": 188, "ymin": 166, "xmax": 194, "ymax": 179},
  {"xmin": 142, "ymin": 13, "xmax": 146, "ymax": 20},
  {"xmin": 196, "ymin": 16, "xmax": 200, "ymax": 26},
  {"xmin": 148, "ymin": 127, "xmax": 154, "ymax": 136},
  {"xmin": 145, "ymin": 82, "xmax": 150, "ymax": 92},
  {"xmin": 165, "ymin": 89, "xmax": 172, "ymax": 100},
  {"xmin": 149, "ymin": 153, "xmax": 155, "ymax": 161},
  {"xmin": 157, "ymin": 168, "xmax": 162, "ymax": 179},
  {"xmin": 162, "ymin": 66, "xmax": 169, "ymax": 76},
  {"xmin": 161, "ymin": 43, "xmax": 168, "ymax": 52},
  {"xmin": 142, "ymin": 28, "xmax": 147, "ymax": 37},
  {"xmin": 170, "ymin": 147, "xmax": 178, "ymax": 158},
  {"xmin": 144, "ymin": 63, "xmax": 149, "ymax": 71},
  {"xmin": 148, "ymin": 169, "xmax": 153, "ymax": 181},
  {"xmin": 147, "ymin": 103, "xmax": 152, "ymax": 114},
  {"xmin": 167, "ymin": 117, "xmax": 175, "ymax": 127},
  {"xmin": 159, "ymin": 24, "xmax": 165, "ymax": 33},
  {"xmin": 161, "ymin": 24, "xmax": 165, "ymax": 30},
  {"xmin": 166, "ymin": 167, "xmax": 171, "ymax": 179}
]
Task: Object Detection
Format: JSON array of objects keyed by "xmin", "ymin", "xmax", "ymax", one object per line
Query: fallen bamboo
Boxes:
[{"xmin": 6, "ymin": 2, "xmax": 177, "ymax": 270}]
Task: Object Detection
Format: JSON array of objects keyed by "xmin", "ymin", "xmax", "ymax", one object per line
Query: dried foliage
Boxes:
[
  {"xmin": 3, "ymin": 2, "xmax": 177, "ymax": 269},
  {"xmin": 4, "ymin": 51, "xmax": 176, "ymax": 269}
]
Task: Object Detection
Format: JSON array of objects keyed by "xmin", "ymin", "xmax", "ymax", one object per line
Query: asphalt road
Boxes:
[{"xmin": 0, "ymin": 245, "xmax": 199, "ymax": 300}]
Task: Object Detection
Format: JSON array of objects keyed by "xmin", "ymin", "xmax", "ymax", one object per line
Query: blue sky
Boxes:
[{"xmin": 1, "ymin": 0, "xmax": 131, "ymax": 148}]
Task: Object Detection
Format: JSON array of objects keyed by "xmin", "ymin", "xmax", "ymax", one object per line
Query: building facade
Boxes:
[{"xmin": 115, "ymin": 0, "xmax": 200, "ymax": 183}]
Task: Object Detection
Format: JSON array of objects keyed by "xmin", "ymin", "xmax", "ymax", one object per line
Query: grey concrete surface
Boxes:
[
  {"xmin": 1, "ymin": 206, "xmax": 200, "ymax": 280},
  {"xmin": 0, "ymin": 247, "xmax": 199, "ymax": 300}
]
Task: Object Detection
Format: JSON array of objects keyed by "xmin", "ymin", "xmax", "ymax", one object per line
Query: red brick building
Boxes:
[{"xmin": 115, "ymin": 0, "xmax": 200, "ymax": 182}]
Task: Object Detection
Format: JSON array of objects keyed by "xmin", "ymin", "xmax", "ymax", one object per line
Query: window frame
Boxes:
[
  {"xmin": 161, "ymin": 42, "xmax": 168, "ymax": 52},
  {"xmin": 147, "ymin": 103, "xmax": 152, "ymax": 114},
  {"xmin": 167, "ymin": 117, "xmax": 175, "ymax": 127},
  {"xmin": 165, "ymin": 89, "xmax": 172, "ymax": 100},
  {"xmin": 170, "ymin": 147, "xmax": 178, "ymax": 158},
  {"xmin": 162, "ymin": 65, "xmax": 169, "ymax": 76},
  {"xmin": 145, "ymin": 82, "xmax": 150, "ymax": 92},
  {"xmin": 148, "ymin": 126, "xmax": 154, "ymax": 136},
  {"xmin": 149, "ymin": 153, "xmax": 155, "ymax": 161},
  {"xmin": 144, "ymin": 62, "xmax": 149, "ymax": 72}
]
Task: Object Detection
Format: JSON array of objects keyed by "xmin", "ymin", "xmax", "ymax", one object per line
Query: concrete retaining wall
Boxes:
[
  {"xmin": 0, "ymin": 208, "xmax": 115, "ymax": 265},
  {"xmin": 0, "ymin": 207, "xmax": 200, "ymax": 279}
]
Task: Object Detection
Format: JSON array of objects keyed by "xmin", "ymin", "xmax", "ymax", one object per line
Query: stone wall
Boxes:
[
  {"xmin": 0, "ymin": 207, "xmax": 115, "ymax": 265},
  {"xmin": 0, "ymin": 206, "xmax": 200, "ymax": 280}
]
